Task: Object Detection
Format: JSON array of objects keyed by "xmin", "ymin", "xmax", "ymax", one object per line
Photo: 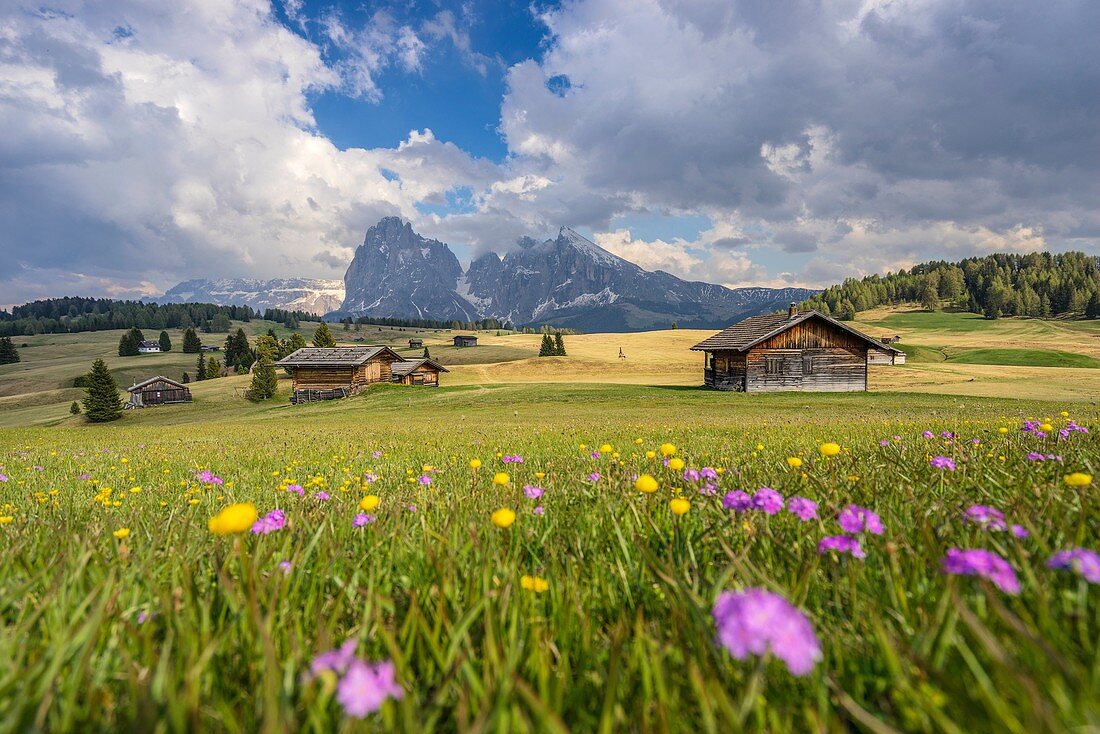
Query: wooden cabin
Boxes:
[
  {"xmin": 452, "ymin": 335, "xmax": 478, "ymax": 347},
  {"xmin": 691, "ymin": 304, "xmax": 905, "ymax": 392},
  {"xmin": 275, "ymin": 346, "xmax": 402, "ymax": 403},
  {"xmin": 868, "ymin": 348, "xmax": 907, "ymax": 366},
  {"xmin": 126, "ymin": 376, "xmax": 191, "ymax": 408},
  {"xmin": 391, "ymin": 358, "xmax": 448, "ymax": 386},
  {"xmin": 138, "ymin": 340, "xmax": 161, "ymax": 354},
  {"xmin": 408, "ymin": 338, "xmax": 423, "ymax": 348}
]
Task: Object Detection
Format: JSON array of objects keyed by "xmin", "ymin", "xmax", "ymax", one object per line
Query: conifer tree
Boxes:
[
  {"xmin": 182, "ymin": 372, "xmax": 190, "ymax": 384},
  {"xmin": 554, "ymin": 332, "xmax": 566, "ymax": 356},
  {"xmin": 313, "ymin": 322, "xmax": 337, "ymax": 348},
  {"xmin": 206, "ymin": 356, "xmax": 221, "ymax": 378},
  {"xmin": 196, "ymin": 353, "xmax": 207, "ymax": 381},
  {"xmin": 118, "ymin": 329, "xmax": 140, "ymax": 357},
  {"xmin": 539, "ymin": 334, "xmax": 554, "ymax": 356},
  {"xmin": 423, "ymin": 346, "xmax": 430, "ymax": 359},
  {"xmin": 248, "ymin": 358, "xmax": 278, "ymax": 400},
  {"xmin": 287, "ymin": 332, "xmax": 307, "ymax": 352},
  {"xmin": 0, "ymin": 336, "xmax": 19, "ymax": 364},
  {"xmin": 158, "ymin": 330, "xmax": 172, "ymax": 352},
  {"xmin": 1086, "ymin": 292, "xmax": 1100, "ymax": 319},
  {"xmin": 69, "ymin": 401, "xmax": 81, "ymax": 415},
  {"xmin": 182, "ymin": 327, "xmax": 202, "ymax": 353},
  {"xmin": 82, "ymin": 359, "xmax": 123, "ymax": 422}
]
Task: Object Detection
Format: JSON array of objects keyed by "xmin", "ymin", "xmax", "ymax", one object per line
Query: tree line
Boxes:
[
  {"xmin": 0, "ymin": 297, "xmax": 258, "ymax": 337},
  {"xmin": 802, "ymin": 251, "xmax": 1100, "ymax": 320}
]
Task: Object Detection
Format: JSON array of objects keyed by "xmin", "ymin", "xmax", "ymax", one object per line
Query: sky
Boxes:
[{"xmin": 2, "ymin": 0, "xmax": 1098, "ymax": 307}]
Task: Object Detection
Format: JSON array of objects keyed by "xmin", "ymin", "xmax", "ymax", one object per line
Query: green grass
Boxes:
[
  {"xmin": 946, "ymin": 348, "xmax": 1100, "ymax": 369},
  {"xmin": 0, "ymin": 385, "xmax": 1097, "ymax": 732},
  {"xmin": 873, "ymin": 309, "xmax": 995, "ymax": 332}
]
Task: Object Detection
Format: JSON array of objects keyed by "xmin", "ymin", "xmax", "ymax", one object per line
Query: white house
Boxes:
[{"xmin": 138, "ymin": 340, "xmax": 162, "ymax": 354}]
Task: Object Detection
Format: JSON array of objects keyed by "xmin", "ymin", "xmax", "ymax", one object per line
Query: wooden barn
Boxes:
[
  {"xmin": 452, "ymin": 335, "xmax": 478, "ymax": 347},
  {"xmin": 408, "ymin": 338, "xmax": 423, "ymax": 348},
  {"xmin": 691, "ymin": 304, "xmax": 905, "ymax": 392},
  {"xmin": 390, "ymin": 358, "xmax": 448, "ymax": 386},
  {"xmin": 126, "ymin": 376, "xmax": 191, "ymax": 408},
  {"xmin": 275, "ymin": 346, "xmax": 402, "ymax": 403}
]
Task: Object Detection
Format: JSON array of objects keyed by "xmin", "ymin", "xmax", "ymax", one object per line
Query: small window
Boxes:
[{"xmin": 765, "ymin": 357, "xmax": 782, "ymax": 375}]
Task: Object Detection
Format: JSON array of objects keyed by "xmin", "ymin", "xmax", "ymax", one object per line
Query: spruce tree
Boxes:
[
  {"xmin": 196, "ymin": 353, "xmax": 207, "ymax": 381},
  {"xmin": 82, "ymin": 359, "xmax": 123, "ymax": 422},
  {"xmin": 118, "ymin": 330, "xmax": 139, "ymax": 357},
  {"xmin": 248, "ymin": 358, "xmax": 278, "ymax": 400},
  {"xmin": 1086, "ymin": 292, "xmax": 1100, "ymax": 319},
  {"xmin": 313, "ymin": 322, "xmax": 337, "ymax": 348},
  {"xmin": 0, "ymin": 336, "xmax": 19, "ymax": 364},
  {"xmin": 158, "ymin": 330, "xmax": 172, "ymax": 352},
  {"xmin": 69, "ymin": 401, "xmax": 81, "ymax": 415},
  {"xmin": 287, "ymin": 332, "xmax": 307, "ymax": 352},
  {"xmin": 206, "ymin": 356, "xmax": 221, "ymax": 378},
  {"xmin": 539, "ymin": 334, "xmax": 554, "ymax": 356},
  {"xmin": 182, "ymin": 327, "xmax": 202, "ymax": 353},
  {"xmin": 554, "ymin": 333, "xmax": 566, "ymax": 356}
]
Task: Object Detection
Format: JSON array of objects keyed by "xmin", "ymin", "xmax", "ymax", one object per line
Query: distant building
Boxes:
[
  {"xmin": 126, "ymin": 376, "xmax": 191, "ymax": 408},
  {"xmin": 452, "ymin": 335, "xmax": 478, "ymax": 347},
  {"xmin": 137, "ymin": 340, "xmax": 161, "ymax": 354},
  {"xmin": 691, "ymin": 303, "xmax": 905, "ymax": 392},
  {"xmin": 391, "ymin": 358, "xmax": 448, "ymax": 386},
  {"xmin": 200, "ymin": 345, "xmax": 221, "ymax": 353},
  {"xmin": 408, "ymin": 338, "xmax": 423, "ymax": 348},
  {"xmin": 275, "ymin": 346, "xmax": 402, "ymax": 403}
]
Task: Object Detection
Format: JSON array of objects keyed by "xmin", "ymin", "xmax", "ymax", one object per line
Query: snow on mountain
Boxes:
[{"xmin": 159, "ymin": 278, "xmax": 344, "ymax": 315}]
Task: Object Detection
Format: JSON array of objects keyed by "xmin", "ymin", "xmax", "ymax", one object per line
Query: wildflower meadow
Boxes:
[{"xmin": 0, "ymin": 386, "xmax": 1096, "ymax": 732}]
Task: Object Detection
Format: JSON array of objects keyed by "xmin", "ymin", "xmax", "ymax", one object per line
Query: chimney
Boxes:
[{"xmin": 788, "ymin": 302, "xmax": 798, "ymax": 319}]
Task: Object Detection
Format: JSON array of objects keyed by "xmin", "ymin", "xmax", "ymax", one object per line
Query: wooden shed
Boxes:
[
  {"xmin": 691, "ymin": 304, "xmax": 905, "ymax": 393},
  {"xmin": 408, "ymin": 338, "xmax": 423, "ymax": 348},
  {"xmin": 126, "ymin": 376, "xmax": 191, "ymax": 408},
  {"xmin": 390, "ymin": 358, "xmax": 448, "ymax": 386},
  {"xmin": 275, "ymin": 346, "xmax": 401, "ymax": 403},
  {"xmin": 452, "ymin": 335, "xmax": 478, "ymax": 347}
]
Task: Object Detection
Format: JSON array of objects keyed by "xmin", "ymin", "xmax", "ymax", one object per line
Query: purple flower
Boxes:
[
  {"xmin": 590, "ymin": 451, "xmax": 601, "ymax": 459},
  {"xmin": 278, "ymin": 560, "xmax": 292, "ymax": 574},
  {"xmin": 533, "ymin": 505, "xmax": 545, "ymax": 516},
  {"xmin": 723, "ymin": 490, "xmax": 752, "ymax": 512},
  {"xmin": 336, "ymin": 659, "xmax": 403, "ymax": 718},
  {"xmin": 817, "ymin": 535, "xmax": 865, "ymax": 559},
  {"xmin": 418, "ymin": 475, "xmax": 432, "ymax": 485},
  {"xmin": 837, "ymin": 505, "xmax": 884, "ymax": 535},
  {"xmin": 922, "ymin": 430, "xmax": 935, "ymax": 439},
  {"xmin": 752, "ymin": 488, "xmax": 784, "ymax": 515},
  {"xmin": 700, "ymin": 482, "xmax": 718, "ymax": 497},
  {"xmin": 940, "ymin": 431, "xmax": 954, "ymax": 439},
  {"xmin": 371, "ymin": 450, "xmax": 383, "ymax": 459},
  {"xmin": 1026, "ymin": 452, "xmax": 1045, "ymax": 461},
  {"xmin": 77, "ymin": 473, "xmax": 90, "ymax": 480},
  {"xmin": 523, "ymin": 484, "xmax": 544, "ymax": 500},
  {"xmin": 353, "ymin": 513, "xmax": 376, "ymax": 527},
  {"xmin": 136, "ymin": 611, "xmax": 150, "ymax": 624},
  {"xmin": 712, "ymin": 588, "xmax": 822, "ymax": 676},
  {"xmin": 251, "ymin": 509, "xmax": 286, "ymax": 535},
  {"xmin": 1010, "ymin": 524, "xmax": 1029, "ymax": 538},
  {"xmin": 1047, "ymin": 548, "xmax": 1100, "ymax": 583},
  {"xmin": 683, "ymin": 468, "xmax": 701, "ymax": 482},
  {"xmin": 587, "ymin": 472, "xmax": 601, "ymax": 483},
  {"xmin": 942, "ymin": 548, "xmax": 1020, "ymax": 594},
  {"xmin": 964, "ymin": 505, "xmax": 1006, "ymax": 531},
  {"xmin": 787, "ymin": 497, "xmax": 818, "ymax": 522},
  {"xmin": 0, "ymin": 474, "xmax": 8, "ymax": 482},
  {"xmin": 33, "ymin": 465, "xmax": 44, "ymax": 472},
  {"xmin": 314, "ymin": 491, "xmax": 330, "ymax": 500},
  {"xmin": 930, "ymin": 456, "xmax": 956, "ymax": 471},
  {"xmin": 363, "ymin": 472, "xmax": 379, "ymax": 483},
  {"xmin": 878, "ymin": 439, "xmax": 890, "ymax": 447},
  {"xmin": 502, "ymin": 455, "xmax": 524, "ymax": 464},
  {"xmin": 195, "ymin": 470, "xmax": 223, "ymax": 485},
  {"xmin": 700, "ymin": 467, "xmax": 719, "ymax": 480},
  {"xmin": 406, "ymin": 504, "xmax": 417, "ymax": 513},
  {"xmin": 310, "ymin": 640, "xmax": 358, "ymax": 677},
  {"xmin": 286, "ymin": 484, "xmax": 304, "ymax": 496}
]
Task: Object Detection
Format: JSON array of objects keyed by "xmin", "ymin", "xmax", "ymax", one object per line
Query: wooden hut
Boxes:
[
  {"xmin": 691, "ymin": 304, "xmax": 905, "ymax": 392},
  {"xmin": 126, "ymin": 376, "xmax": 191, "ymax": 408},
  {"xmin": 408, "ymin": 338, "xmax": 423, "ymax": 348},
  {"xmin": 275, "ymin": 346, "xmax": 402, "ymax": 403},
  {"xmin": 452, "ymin": 335, "xmax": 478, "ymax": 347},
  {"xmin": 390, "ymin": 358, "xmax": 448, "ymax": 386}
]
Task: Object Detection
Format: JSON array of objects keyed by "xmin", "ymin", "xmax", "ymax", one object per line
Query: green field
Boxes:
[{"xmin": 1, "ymin": 312, "xmax": 1099, "ymax": 731}]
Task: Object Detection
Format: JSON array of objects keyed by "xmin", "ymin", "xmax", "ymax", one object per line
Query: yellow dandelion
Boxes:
[
  {"xmin": 635, "ymin": 474, "xmax": 659, "ymax": 494},
  {"xmin": 670, "ymin": 498, "xmax": 690, "ymax": 516},
  {"xmin": 599, "ymin": 443, "xmax": 613, "ymax": 454},
  {"xmin": 660, "ymin": 443, "xmax": 677, "ymax": 457},
  {"xmin": 1063, "ymin": 472, "xmax": 1092, "ymax": 488},
  {"xmin": 491, "ymin": 508, "xmax": 516, "ymax": 528},
  {"xmin": 998, "ymin": 427, "xmax": 1008, "ymax": 434},
  {"xmin": 645, "ymin": 450, "xmax": 656, "ymax": 460},
  {"xmin": 207, "ymin": 503, "xmax": 258, "ymax": 535},
  {"xmin": 819, "ymin": 442, "xmax": 841, "ymax": 457},
  {"xmin": 668, "ymin": 457, "xmax": 685, "ymax": 471},
  {"xmin": 492, "ymin": 472, "xmax": 510, "ymax": 486},
  {"xmin": 0, "ymin": 516, "xmax": 13, "ymax": 525},
  {"xmin": 113, "ymin": 528, "xmax": 131, "ymax": 539},
  {"xmin": 786, "ymin": 457, "xmax": 803, "ymax": 469},
  {"xmin": 359, "ymin": 495, "xmax": 380, "ymax": 512},
  {"xmin": 520, "ymin": 575, "xmax": 550, "ymax": 593},
  {"xmin": 470, "ymin": 458, "xmax": 482, "ymax": 470},
  {"xmin": 1040, "ymin": 423, "xmax": 1053, "ymax": 433},
  {"xmin": 535, "ymin": 471, "xmax": 545, "ymax": 480}
]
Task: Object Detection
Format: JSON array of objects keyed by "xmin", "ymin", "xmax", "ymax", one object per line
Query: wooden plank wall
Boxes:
[{"xmin": 746, "ymin": 347, "xmax": 866, "ymax": 392}]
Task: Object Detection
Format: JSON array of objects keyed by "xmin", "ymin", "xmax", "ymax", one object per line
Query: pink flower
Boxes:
[
  {"xmin": 817, "ymin": 535, "xmax": 865, "ymax": 559},
  {"xmin": 942, "ymin": 548, "xmax": 1020, "ymax": 594},
  {"xmin": 418, "ymin": 475, "xmax": 432, "ymax": 485},
  {"xmin": 314, "ymin": 491, "xmax": 330, "ymax": 500},
  {"xmin": 837, "ymin": 505, "xmax": 884, "ymax": 535},
  {"xmin": 752, "ymin": 488, "xmax": 784, "ymax": 515},
  {"xmin": 287, "ymin": 484, "xmax": 304, "ymax": 496},
  {"xmin": 251, "ymin": 509, "xmax": 286, "ymax": 535},
  {"xmin": 712, "ymin": 588, "xmax": 821, "ymax": 676},
  {"xmin": 533, "ymin": 505, "xmax": 545, "ymax": 516},
  {"xmin": 787, "ymin": 497, "xmax": 818, "ymax": 522},
  {"xmin": 523, "ymin": 484, "xmax": 544, "ymax": 500},
  {"xmin": 353, "ymin": 513, "xmax": 376, "ymax": 527},
  {"xmin": 336, "ymin": 659, "xmax": 403, "ymax": 718}
]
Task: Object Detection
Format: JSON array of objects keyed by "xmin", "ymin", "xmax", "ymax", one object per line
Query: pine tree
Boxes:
[
  {"xmin": 248, "ymin": 358, "xmax": 278, "ymax": 400},
  {"xmin": 0, "ymin": 336, "xmax": 19, "ymax": 364},
  {"xmin": 206, "ymin": 356, "xmax": 221, "ymax": 378},
  {"xmin": 224, "ymin": 328, "xmax": 251, "ymax": 370},
  {"xmin": 287, "ymin": 332, "xmax": 307, "ymax": 352},
  {"xmin": 1086, "ymin": 292, "xmax": 1100, "ymax": 319},
  {"xmin": 554, "ymin": 332, "xmax": 566, "ymax": 356},
  {"xmin": 158, "ymin": 330, "xmax": 172, "ymax": 352},
  {"xmin": 196, "ymin": 353, "xmax": 207, "ymax": 381},
  {"xmin": 69, "ymin": 401, "xmax": 81, "ymax": 415},
  {"xmin": 423, "ymin": 346, "xmax": 430, "ymax": 359},
  {"xmin": 118, "ymin": 329, "xmax": 140, "ymax": 357},
  {"xmin": 539, "ymin": 334, "xmax": 554, "ymax": 356},
  {"xmin": 182, "ymin": 327, "xmax": 202, "ymax": 353},
  {"xmin": 82, "ymin": 359, "xmax": 123, "ymax": 422},
  {"xmin": 313, "ymin": 322, "xmax": 337, "ymax": 348}
]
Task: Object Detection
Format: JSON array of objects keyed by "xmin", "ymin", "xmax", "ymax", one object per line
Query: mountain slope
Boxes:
[{"xmin": 160, "ymin": 278, "xmax": 344, "ymax": 314}]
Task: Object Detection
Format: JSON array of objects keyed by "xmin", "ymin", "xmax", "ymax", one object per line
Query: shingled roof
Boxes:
[
  {"xmin": 127, "ymin": 375, "xmax": 188, "ymax": 392},
  {"xmin": 691, "ymin": 309, "xmax": 904, "ymax": 353},
  {"xmin": 275, "ymin": 346, "xmax": 401, "ymax": 367},
  {"xmin": 390, "ymin": 358, "xmax": 449, "ymax": 376}
]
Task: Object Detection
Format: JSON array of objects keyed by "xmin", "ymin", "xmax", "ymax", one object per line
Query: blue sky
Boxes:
[{"xmin": 1, "ymin": 0, "xmax": 1098, "ymax": 305}]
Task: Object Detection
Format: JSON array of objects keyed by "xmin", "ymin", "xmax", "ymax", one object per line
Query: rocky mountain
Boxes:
[
  {"xmin": 160, "ymin": 278, "xmax": 344, "ymax": 315},
  {"xmin": 335, "ymin": 218, "xmax": 817, "ymax": 331},
  {"xmin": 338, "ymin": 217, "xmax": 480, "ymax": 322}
]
